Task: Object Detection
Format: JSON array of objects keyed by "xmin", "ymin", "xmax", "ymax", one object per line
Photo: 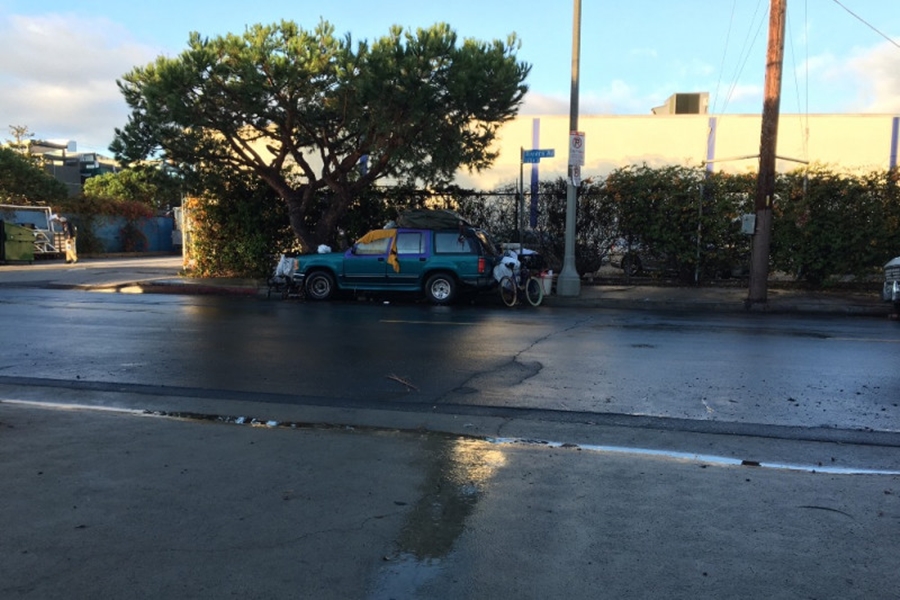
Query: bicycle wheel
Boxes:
[
  {"xmin": 499, "ymin": 275, "xmax": 517, "ymax": 307},
  {"xmin": 524, "ymin": 276, "xmax": 544, "ymax": 306}
]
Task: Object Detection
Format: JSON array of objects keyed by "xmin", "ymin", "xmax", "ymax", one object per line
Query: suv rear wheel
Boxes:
[{"xmin": 424, "ymin": 272, "xmax": 457, "ymax": 305}]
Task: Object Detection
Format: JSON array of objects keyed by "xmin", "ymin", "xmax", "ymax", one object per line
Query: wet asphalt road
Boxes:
[{"xmin": 0, "ymin": 286, "xmax": 897, "ymax": 438}]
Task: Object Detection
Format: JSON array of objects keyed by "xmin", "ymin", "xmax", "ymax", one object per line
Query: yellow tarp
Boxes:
[{"xmin": 356, "ymin": 229, "xmax": 399, "ymax": 272}]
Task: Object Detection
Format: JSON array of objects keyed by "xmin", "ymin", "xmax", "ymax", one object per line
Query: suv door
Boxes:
[
  {"xmin": 393, "ymin": 230, "xmax": 429, "ymax": 287},
  {"xmin": 343, "ymin": 235, "xmax": 391, "ymax": 285}
]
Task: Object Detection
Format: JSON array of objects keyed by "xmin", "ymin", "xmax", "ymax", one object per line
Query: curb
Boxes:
[
  {"xmin": 42, "ymin": 275, "xmax": 893, "ymax": 317},
  {"xmin": 542, "ymin": 295, "xmax": 890, "ymax": 317},
  {"xmin": 135, "ymin": 281, "xmax": 263, "ymax": 297}
]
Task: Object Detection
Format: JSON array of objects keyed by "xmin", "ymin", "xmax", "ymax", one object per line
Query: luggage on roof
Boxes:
[{"xmin": 395, "ymin": 209, "xmax": 470, "ymax": 230}]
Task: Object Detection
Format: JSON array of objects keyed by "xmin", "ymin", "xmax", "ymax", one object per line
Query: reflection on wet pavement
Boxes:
[
  {"xmin": 489, "ymin": 437, "xmax": 900, "ymax": 475},
  {"xmin": 369, "ymin": 436, "xmax": 506, "ymax": 599}
]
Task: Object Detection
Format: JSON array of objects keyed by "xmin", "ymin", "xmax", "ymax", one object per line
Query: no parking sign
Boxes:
[
  {"xmin": 569, "ymin": 131, "xmax": 585, "ymax": 166},
  {"xmin": 569, "ymin": 131, "xmax": 585, "ymax": 186}
]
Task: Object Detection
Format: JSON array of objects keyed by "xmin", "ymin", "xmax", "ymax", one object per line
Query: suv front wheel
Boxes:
[
  {"xmin": 305, "ymin": 270, "xmax": 335, "ymax": 301},
  {"xmin": 424, "ymin": 272, "xmax": 457, "ymax": 305}
]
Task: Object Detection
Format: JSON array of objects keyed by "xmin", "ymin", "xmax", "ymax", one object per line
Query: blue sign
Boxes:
[{"xmin": 522, "ymin": 148, "xmax": 555, "ymax": 163}]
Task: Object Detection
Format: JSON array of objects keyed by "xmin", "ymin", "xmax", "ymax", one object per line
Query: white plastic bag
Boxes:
[
  {"xmin": 493, "ymin": 261, "xmax": 513, "ymax": 283},
  {"xmin": 274, "ymin": 254, "xmax": 296, "ymax": 278},
  {"xmin": 493, "ymin": 250, "xmax": 520, "ymax": 282}
]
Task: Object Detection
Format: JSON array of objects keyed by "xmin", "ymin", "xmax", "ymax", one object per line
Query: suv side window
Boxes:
[
  {"xmin": 396, "ymin": 232, "xmax": 425, "ymax": 254},
  {"xmin": 435, "ymin": 232, "xmax": 477, "ymax": 254},
  {"xmin": 355, "ymin": 237, "xmax": 391, "ymax": 255}
]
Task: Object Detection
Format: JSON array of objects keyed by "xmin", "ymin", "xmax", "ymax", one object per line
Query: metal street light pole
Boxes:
[{"xmin": 557, "ymin": 0, "xmax": 582, "ymax": 297}]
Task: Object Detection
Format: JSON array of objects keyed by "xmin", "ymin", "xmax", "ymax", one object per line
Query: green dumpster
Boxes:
[{"xmin": 1, "ymin": 220, "xmax": 35, "ymax": 264}]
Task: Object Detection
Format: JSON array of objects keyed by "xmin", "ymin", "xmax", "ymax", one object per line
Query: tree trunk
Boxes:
[
  {"xmin": 284, "ymin": 188, "xmax": 315, "ymax": 252},
  {"xmin": 282, "ymin": 184, "xmax": 353, "ymax": 253}
]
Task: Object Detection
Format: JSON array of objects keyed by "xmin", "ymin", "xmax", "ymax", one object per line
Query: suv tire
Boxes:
[
  {"xmin": 424, "ymin": 272, "xmax": 457, "ymax": 305},
  {"xmin": 305, "ymin": 271, "xmax": 335, "ymax": 301}
]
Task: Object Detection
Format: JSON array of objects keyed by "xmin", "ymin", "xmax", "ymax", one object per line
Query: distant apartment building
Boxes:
[{"xmin": 6, "ymin": 139, "xmax": 120, "ymax": 197}]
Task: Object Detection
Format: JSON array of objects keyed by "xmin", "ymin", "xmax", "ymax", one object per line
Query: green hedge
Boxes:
[
  {"xmin": 773, "ymin": 168, "xmax": 900, "ymax": 285},
  {"xmin": 462, "ymin": 165, "xmax": 898, "ymax": 286},
  {"xmin": 186, "ymin": 165, "xmax": 900, "ymax": 287}
]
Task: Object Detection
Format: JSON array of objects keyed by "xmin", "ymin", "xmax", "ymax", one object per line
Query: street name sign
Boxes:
[{"xmin": 522, "ymin": 148, "xmax": 555, "ymax": 163}]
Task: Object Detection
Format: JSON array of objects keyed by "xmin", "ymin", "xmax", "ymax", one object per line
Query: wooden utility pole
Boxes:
[{"xmin": 747, "ymin": 0, "xmax": 787, "ymax": 305}]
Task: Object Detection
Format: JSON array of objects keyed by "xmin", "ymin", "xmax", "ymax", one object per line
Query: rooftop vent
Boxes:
[{"xmin": 652, "ymin": 93, "xmax": 709, "ymax": 115}]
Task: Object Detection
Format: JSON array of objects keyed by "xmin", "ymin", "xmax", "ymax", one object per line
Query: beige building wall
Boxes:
[{"xmin": 456, "ymin": 113, "xmax": 900, "ymax": 190}]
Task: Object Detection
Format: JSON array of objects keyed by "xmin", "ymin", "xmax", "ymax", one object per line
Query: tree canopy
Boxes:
[
  {"xmin": 111, "ymin": 20, "xmax": 530, "ymax": 251},
  {"xmin": 0, "ymin": 146, "xmax": 69, "ymax": 205},
  {"xmin": 82, "ymin": 167, "xmax": 182, "ymax": 210}
]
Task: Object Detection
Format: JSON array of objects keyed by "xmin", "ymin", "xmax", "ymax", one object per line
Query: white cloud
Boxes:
[
  {"xmin": 522, "ymin": 80, "xmax": 655, "ymax": 116},
  {"xmin": 523, "ymin": 78, "xmax": 703, "ymax": 117},
  {"xmin": 802, "ymin": 51, "xmax": 836, "ymax": 80},
  {"xmin": 804, "ymin": 41, "xmax": 900, "ymax": 114},
  {"xmin": 709, "ymin": 83, "xmax": 762, "ymax": 114},
  {"xmin": 0, "ymin": 13, "xmax": 159, "ymax": 151},
  {"xmin": 846, "ymin": 42, "xmax": 900, "ymax": 113},
  {"xmin": 521, "ymin": 92, "xmax": 570, "ymax": 115}
]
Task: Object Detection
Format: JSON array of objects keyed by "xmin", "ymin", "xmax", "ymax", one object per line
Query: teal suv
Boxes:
[{"xmin": 293, "ymin": 227, "xmax": 499, "ymax": 305}]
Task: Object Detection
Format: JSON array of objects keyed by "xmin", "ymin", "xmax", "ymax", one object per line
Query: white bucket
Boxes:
[{"xmin": 541, "ymin": 271, "xmax": 553, "ymax": 295}]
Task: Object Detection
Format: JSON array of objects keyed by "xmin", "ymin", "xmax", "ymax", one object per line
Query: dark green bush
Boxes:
[
  {"xmin": 187, "ymin": 176, "xmax": 295, "ymax": 278},
  {"xmin": 183, "ymin": 162, "xmax": 900, "ymax": 287},
  {"xmin": 773, "ymin": 166, "xmax": 900, "ymax": 285}
]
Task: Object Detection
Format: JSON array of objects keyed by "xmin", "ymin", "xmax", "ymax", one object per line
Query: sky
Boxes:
[{"xmin": 1, "ymin": 0, "xmax": 898, "ymax": 154}]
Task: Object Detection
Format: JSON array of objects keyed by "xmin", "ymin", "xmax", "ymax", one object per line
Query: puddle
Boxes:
[
  {"xmin": 370, "ymin": 553, "xmax": 445, "ymax": 599},
  {"xmin": 368, "ymin": 436, "xmax": 506, "ymax": 599}
]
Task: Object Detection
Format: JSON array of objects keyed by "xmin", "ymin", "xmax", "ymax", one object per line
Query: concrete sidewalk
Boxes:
[
  {"xmin": 3, "ymin": 400, "xmax": 899, "ymax": 600},
  {"xmin": 0, "ymin": 255, "xmax": 891, "ymax": 317}
]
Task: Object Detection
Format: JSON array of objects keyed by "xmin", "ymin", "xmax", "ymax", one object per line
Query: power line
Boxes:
[
  {"xmin": 786, "ymin": 0, "xmax": 810, "ymax": 161},
  {"xmin": 711, "ymin": 0, "xmax": 737, "ymax": 115},
  {"xmin": 831, "ymin": 0, "xmax": 900, "ymax": 49},
  {"xmin": 722, "ymin": 0, "xmax": 768, "ymax": 114}
]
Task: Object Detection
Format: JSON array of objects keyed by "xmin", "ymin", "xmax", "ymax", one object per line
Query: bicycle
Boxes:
[{"xmin": 498, "ymin": 261, "xmax": 544, "ymax": 307}]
